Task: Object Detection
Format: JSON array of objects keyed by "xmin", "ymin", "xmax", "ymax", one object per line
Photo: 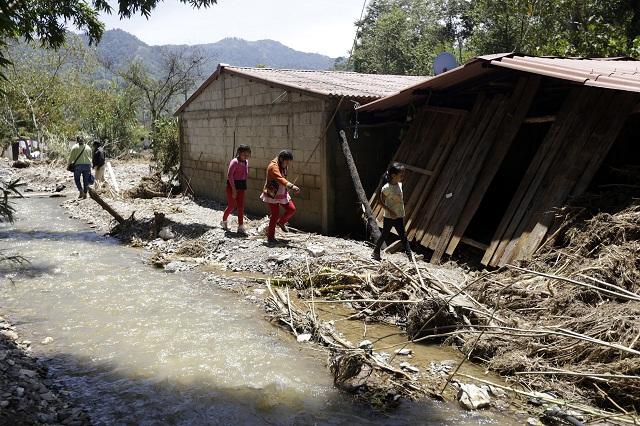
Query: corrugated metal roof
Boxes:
[
  {"xmin": 358, "ymin": 53, "xmax": 640, "ymax": 112},
  {"xmin": 175, "ymin": 64, "xmax": 430, "ymax": 114},
  {"xmin": 491, "ymin": 56, "xmax": 640, "ymax": 92},
  {"xmin": 225, "ymin": 66, "xmax": 429, "ymax": 99}
]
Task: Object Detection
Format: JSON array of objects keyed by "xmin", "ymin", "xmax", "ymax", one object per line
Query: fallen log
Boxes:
[
  {"xmin": 87, "ymin": 187, "xmax": 125, "ymax": 224},
  {"xmin": 335, "ymin": 114, "xmax": 381, "ymax": 242}
]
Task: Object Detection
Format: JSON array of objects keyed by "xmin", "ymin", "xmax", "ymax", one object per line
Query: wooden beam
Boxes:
[
  {"xmin": 523, "ymin": 115, "xmax": 556, "ymax": 124},
  {"xmin": 460, "ymin": 237, "xmax": 489, "ymax": 251},
  {"xmin": 421, "ymin": 105, "xmax": 469, "ymax": 116},
  {"xmin": 399, "ymin": 163, "xmax": 433, "ymax": 176}
]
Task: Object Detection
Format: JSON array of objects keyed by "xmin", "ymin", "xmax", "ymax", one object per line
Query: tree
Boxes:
[
  {"xmin": 109, "ymin": 49, "xmax": 206, "ymax": 133},
  {"xmin": 0, "ymin": 0, "xmax": 218, "ymax": 77},
  {"xmin": 351, "ymin": 0, "xmax": 640, "ymax": 76}
]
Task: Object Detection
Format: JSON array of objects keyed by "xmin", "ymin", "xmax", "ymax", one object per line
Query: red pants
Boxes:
[
  {"xmin": 267, "ymin": 201, "xmax": 296, "ymax": 239},
  {"xmin": 223, "ymin": 184, "xmax": 245, "ymax": 225}
]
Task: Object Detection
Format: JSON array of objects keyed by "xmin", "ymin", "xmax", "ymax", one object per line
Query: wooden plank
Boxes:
[
  {"xmin": 411, "ymin": 94, "xmax": 490, "ymax": 243},
  {"xmin": 420, "ymin": 94, "xmax": 504, "ymax": 250},
  {"xmin": 399, "ymin": 163, "xmax": 433, "ymax": 176},
  {"xmin": 428, "ymin": 94, "xmax": 511, "ymax": 262},
  {"xmin": 405, "ymin": 114, "xmax": 465, "ymax": 241},
  {"xmin": 460, "ymin": 237, "xmax": 489, "ymax": 251},
  {"xmin": 493, "ymin": 88, "xmax": 613, "ymax": 266},
  {"xmin": 445, "ymin": 76, "xmax": 541, "ymax": 256},
  {"xmin": 523, "ymin": 115, "xmax": 556, "ymax": 123},
  {"xmin": 422, "ymin": 105, "xmax": 469, "ymax": 116},
  {"xmin": 481, "ymin": 88, "xmax": 589, "ymax": 266}
]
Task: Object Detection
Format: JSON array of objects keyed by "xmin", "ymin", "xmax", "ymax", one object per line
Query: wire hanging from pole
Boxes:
[{"xmin": 348, "ymin": 0, "xmax": 369, "ymax": 64}]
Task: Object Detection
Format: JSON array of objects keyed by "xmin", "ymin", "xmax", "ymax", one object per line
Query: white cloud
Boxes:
[{"xmin": 97, "ymin": 0, "xmax": 366, "ymax": 57}]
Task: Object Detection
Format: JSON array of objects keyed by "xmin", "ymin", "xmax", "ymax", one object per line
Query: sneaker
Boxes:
[
  {"xmin": 220, "ymin": 221, "xmax": 228, "ymax": 231},
  {"xmin": 277, "ymin": 223, "xmax": 288, "ymax": 233},
  {"xmin": 237, "ymin": 225, "xmax": 247, "ymax": 236},
  {"xmin": 372, "ymin": 250, "xmax": 381, "ymax": 261}
]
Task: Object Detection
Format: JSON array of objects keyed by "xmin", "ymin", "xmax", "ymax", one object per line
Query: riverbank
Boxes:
[
  {"xmin": 4, "ymin": 158, "xmax": 639, "ymax": 425},
  {"xmin": 0, "ymin": 314, "xmax": 90, "ymax": 425}
]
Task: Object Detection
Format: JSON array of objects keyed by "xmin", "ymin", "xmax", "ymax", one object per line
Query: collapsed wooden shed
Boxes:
[
  {"xmin": 175, "ymin": 64, "xmax": 427, "ymax": 233},
  {"xmin": 359, "ymin": 54, "xmax": 640, "ymax": 266}
]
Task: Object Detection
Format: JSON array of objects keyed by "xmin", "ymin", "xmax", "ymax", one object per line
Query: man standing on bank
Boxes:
[
  {"xmin": 260, "ymin": 150, "xmax": 300, "ymax": 245},
  {"xmin": 68, "ymin": 136, "xmax": 93, "ymax": 199}
]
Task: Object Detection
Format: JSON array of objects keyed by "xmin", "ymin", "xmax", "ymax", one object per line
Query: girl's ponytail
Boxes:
[{"xmin": 378, "ymin": 162, "xmax": 404, "ymax": 196}]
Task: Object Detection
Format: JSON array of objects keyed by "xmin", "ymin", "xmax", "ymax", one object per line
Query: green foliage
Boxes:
[
  {"xmin": 352, "ymin": 0, "xmax": 640, "ymax": 75},
  {"xmin": 0, "ymin": 38, "xmax": 145, "ymax": 159},
  {"xmin": 0, "ymin": 178, "xmax": 23, "ymax": 223},
  {"xmin": 152, "ymin": 117, "xmax": 179, "ymax": 173}
]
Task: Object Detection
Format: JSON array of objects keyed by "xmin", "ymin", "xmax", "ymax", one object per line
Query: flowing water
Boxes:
[{"xmin": 0, "ymin": 198, "xmax": 507, "ymax": 425}]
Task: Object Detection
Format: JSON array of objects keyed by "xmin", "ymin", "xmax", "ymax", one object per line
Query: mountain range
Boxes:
[{"xmin": 94, "ymin": 29, "xmax": 336, "ymax": 75}]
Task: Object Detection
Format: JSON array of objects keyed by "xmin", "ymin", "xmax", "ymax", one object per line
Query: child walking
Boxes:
[
  {"xmin": 372, "ymin": 163, "xmax": 412, "ymax": 261},
  {"xmin": 260, "ymin": 150, "xmax": 300, "ymax": 245},
  {"xmin": 221, "ymin": 144, "xmax": 251, "ymax": 235}
]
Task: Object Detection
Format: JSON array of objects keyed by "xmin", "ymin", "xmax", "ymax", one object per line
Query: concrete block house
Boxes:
[{"xmin": 175, "ymin": 64, "xmax": 427, "ymax": 233}]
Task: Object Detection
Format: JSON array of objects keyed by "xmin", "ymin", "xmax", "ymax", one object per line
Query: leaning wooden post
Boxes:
[
  {"xmin": 335, "ymin": 118, "xmax": 381, "ymax": 242},
  {"xmin": 87, "ymin": 188, "xmax": 125, "ymax": 224}
]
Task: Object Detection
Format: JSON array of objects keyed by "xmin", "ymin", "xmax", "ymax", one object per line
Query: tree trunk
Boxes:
[{"xmin": 337, "ymin": 129, "xmax": 381, "ymax": 242}]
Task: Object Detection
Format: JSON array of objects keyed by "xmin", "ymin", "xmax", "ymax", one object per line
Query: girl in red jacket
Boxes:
[{"xmin": 221, "ymin": 144, "xmax": 251, "ymax": 235}]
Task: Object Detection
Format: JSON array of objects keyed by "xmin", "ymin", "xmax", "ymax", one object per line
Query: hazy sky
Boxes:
[{"xmin": 98, "ymin": 0, "xmax": 367, "ymax": 57}]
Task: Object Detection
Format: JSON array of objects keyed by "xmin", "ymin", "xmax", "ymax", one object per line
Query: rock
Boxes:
[
  {"xmin": 305, "ymin": 244, "xmax": 325, "ymax": 257},
  {"xmin": 483, "ymin": 385, "xmax": 507, "ymax": 399},
  {"xmin": 41, "ymin": 337, "xmax": 54, "ymax": 345},
  {"xmin": 0, "ymin": 400, "xmax": 8, "ymax": 408},
  {"xmin": 15, "ymin": 387, "xmax": 24, "ymax": 397},
  {"xmin": 394, "ymin": 348, "xmax": 412, "ymax": 356},
  {"xmin": 296, "ymin": 333, "xmax": 312, "ymax": 343},
  {"xmin": 19, "ymin": 369, "xmax": 37, "ymax": 378},
  {"xmin": 55, "ymin": 184, "xmax": 65, "ymax": 192},
  {"xmin": 358, "ymin": 340, "xmax": 373, "ymax": 349},
  {"xmin": 276, "ymin": 253, "xmax": 292, "ymax": 263},
  {"xmin": 399, "ymin": 362, "xmax": 420, "ymax": 373},
  {"xmin": 159, "ymin": 226, "xmax": 175, "ymax": 240},
  {"xmin": 164, "ymin": 261, "xmax": 186, "ymax": 273},
  {"xmin": 457, "ymin": 383, "xmax": 491, "ymax": 410},
  {"xmin": 40, "ymin": 392, "xmax": 55, "ymax": 401},
  {"xmin": 0, "ymin": 351, "xmax": 6, "ymax": 361},
  {"xmin": 526, "ymin": 417, "xmax": 543, "ymax": 426},
  {"xmin": 1, "ymin": 330, "xmax": 19, "ymax": 340},
  {"xmin": 21, "ymin": 340, "xmax": 31, "ymax": 346}
]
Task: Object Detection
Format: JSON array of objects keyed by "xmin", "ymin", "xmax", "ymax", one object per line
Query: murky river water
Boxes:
[{"xmin": 0, "ymin": 197, "xmax": 504, "ymax": 425}]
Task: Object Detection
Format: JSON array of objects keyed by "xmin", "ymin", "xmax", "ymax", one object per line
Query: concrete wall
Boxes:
[{"xmin": 179, "ymin": 72, "xmax": 328, "ymax": 231}]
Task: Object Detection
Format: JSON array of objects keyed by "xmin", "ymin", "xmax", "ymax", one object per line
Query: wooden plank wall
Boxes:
[
  {"xmin": 370, "ymin": 80, "xmax": 637, "ymax": 267},
  {"xmin": 482, "ymin": 87, "xmax": 639, "ymax": 267}
]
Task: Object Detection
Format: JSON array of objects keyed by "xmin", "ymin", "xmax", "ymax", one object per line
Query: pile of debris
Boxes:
[
  {"xmin": 263, "ymin": 181, "xmax": 640, "ymax": 422},
  {"xmin": 123, "ymin": 172, "xmax": 174, "ymax": 199}
]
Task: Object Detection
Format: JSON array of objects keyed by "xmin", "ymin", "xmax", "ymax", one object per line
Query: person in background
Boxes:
[
  {"xmin": 372, "ymin": 163, "xmax": 412, "ymax": 261},
  {"xmin": 92, "ymin": 140, "xmax": 106, "ymax": 189},
  {"xmin": 260, "ymin": 150, "xmax": 300, "ymax": 245},
  {"xmin": 68, "ymin": 136, "xmax": 93, "ymax": 199},
  {"xmin": 221, "ymin": 144, "xmax": 251, "ymax": 235}
]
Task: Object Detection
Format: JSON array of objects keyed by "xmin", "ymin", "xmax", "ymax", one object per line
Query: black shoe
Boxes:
[
  {"xmin": 267, "ymin": 238, "xmax": 278, "ymax": 247},
  {"xmin": 405, "ymin": 251, "xmax": 413, "ymax": 260},
  {"xmin": 372, "ymin": 250, "xmax": 381, "ymax": 261}
]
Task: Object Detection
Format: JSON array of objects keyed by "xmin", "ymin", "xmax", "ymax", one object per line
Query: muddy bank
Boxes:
[{"xmin": 0, "ymin": 315, "xmax": 90, "ymax": 425}]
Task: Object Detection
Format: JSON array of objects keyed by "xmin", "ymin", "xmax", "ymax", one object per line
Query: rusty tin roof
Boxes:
[
  {"xmin": 175, "ymin": 64, "xmax": 430, "ymax": 115},
  {"xmin": 358, "ymin": 53, "xmax": 640, "ymax": 112}
]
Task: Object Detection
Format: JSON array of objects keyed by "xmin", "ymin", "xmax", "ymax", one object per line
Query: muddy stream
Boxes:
[{"xmin": 0, "ymin": 197, "xmax": 511, "ymax": 425}]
